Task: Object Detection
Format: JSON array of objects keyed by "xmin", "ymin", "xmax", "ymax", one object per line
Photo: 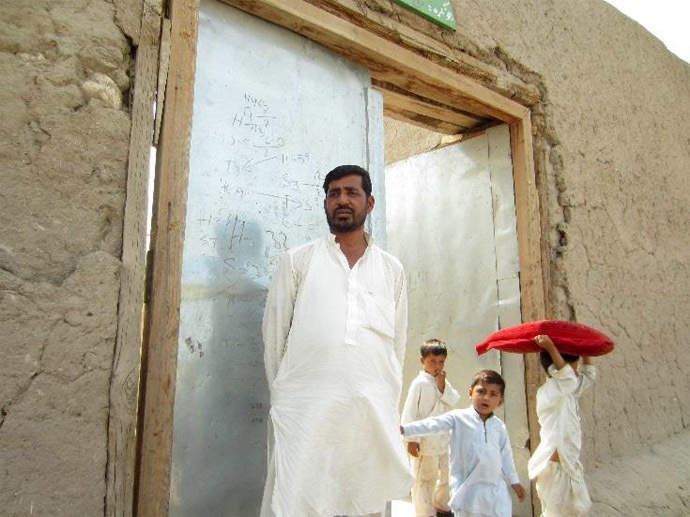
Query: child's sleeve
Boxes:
[
  {"xmin": 401, "ymin": 381, "xmax": 421, "ymax": 423},
  {"xmin": 401, "ymin": 381, "xmax": 422, "ymax": 441},
  {"xmin": 499, "ymin": 425, "xmax": 520, "ymax": 485},
  {"xmin": 403, "ymin": 412, "xmax": 455, "ymax": 438},
  {"xmin": 574, "ymin": 363, "xmax": 598, "ymax": 398},
  {"xmin": 440, "ymin": 379, "xmax": 461, "ymax": 408}
]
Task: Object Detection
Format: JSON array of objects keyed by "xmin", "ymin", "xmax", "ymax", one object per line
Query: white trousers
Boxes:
[
  {"xmin": 262, "ymin": 438, "xmax": 385, "ymax": 517},
  {"xmin": 411, "ymin": 453, "xmax": 451, "ymax": 517},
  {"xmin": 535, "ymin": 461, "xmax": 591, "ymax": 517}
]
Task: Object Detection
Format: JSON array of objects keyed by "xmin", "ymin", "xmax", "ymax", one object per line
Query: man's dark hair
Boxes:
[
  {"xmin": 420, "ymin": 338, "xmax": 448, "ymax": 358},
  {"xmin": 323, "ymin": 165, "xmax": 372, "ymax": 197},
  {"xmin": 470, "ymin": 369, "xmax": 506, "ymax": 396},
  {"xmin": 539, "ymin": 351, "xmax": 580, "ymax": 373}
]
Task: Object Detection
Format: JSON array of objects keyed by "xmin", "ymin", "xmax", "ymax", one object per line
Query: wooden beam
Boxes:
[
  {"xmin": 221, "ymin": 0, "xmax": 528, "ymax": 123},
  {"xmin": 107, "ymin": 1, "xmax": 164, "ymax": 516},
  {"xmin": 510, "ymin": 114, "xmax": 545, "ymax": 323},
  {"xmin": 153, "ymin": 18, "xmax": 172, "ymax": 146},
  {"xmin": 510, "ymin": 114, "xmax": 546, "ymax": 516},
  {"xmin": 311, "ymin": 0, "xmax": 542, "ymax": 108},
  {"xmin": 375, "ymin": 84, "xmax": 485, "ymax": 134},
  {"xmin": 134, "ymin": 1, "xmax": 200, "ymax": 515},
  {"xmin": 383, "ymin": 105, "xmax": 468, "ymax": 135}
]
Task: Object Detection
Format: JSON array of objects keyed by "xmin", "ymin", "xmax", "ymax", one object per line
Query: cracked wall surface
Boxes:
[
  {"xmin": 374, "ymin": 0, "xmax": 690, "ymax": 513},
  {"xmin": 444, "ymin": 0, "xmax": 690, "ymax": 463},
  {"xmin": 0, "ymin": 1, "xmax": 131, "ymax": 514},
  {"xmin": 2, "ymin": 0, "xmax": 689, "ymax": 514}
]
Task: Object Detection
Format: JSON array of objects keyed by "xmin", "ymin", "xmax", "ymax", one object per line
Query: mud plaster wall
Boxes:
[
  {"xmin": 376, "ymin": 0, "xmax": 690, "ymax": 513},
  {"xmin": 2, "ymin": 0, "xmax": 689, "ymax": 514},
  {"xmin": 0, "ymin": 1, "xmax": 136, "ymax": 514}
]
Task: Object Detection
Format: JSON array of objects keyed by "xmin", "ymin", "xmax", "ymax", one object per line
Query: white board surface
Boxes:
[{"xmin": 169, "ymin": 2, "xmax": 384, "ymax": 515}]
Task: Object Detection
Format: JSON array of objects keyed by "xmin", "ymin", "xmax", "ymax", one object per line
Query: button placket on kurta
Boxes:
[{"xmin": 328, "ymin": 238, "xmax": 371, "ymax": 347}]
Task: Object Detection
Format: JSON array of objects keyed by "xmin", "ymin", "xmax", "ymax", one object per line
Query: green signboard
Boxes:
[{"xmin": 394, "ymin": 0, "xmax": 457, "ymax": 31}]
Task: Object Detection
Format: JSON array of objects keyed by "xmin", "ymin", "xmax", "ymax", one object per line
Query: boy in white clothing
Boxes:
[
  {"xmin": 529, "ymin": 334, "xmax": 598, "ymax": 516},
  {"xmin": 401, "ymin": 339, "xmax": 461, "ymax": 517},
  {"xmin": 401, "ymin": 370, "xmax": 526, "ymax": 517}
]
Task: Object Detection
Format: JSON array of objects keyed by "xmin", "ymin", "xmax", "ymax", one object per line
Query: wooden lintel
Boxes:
[
  {"xmin": 375, "ymin": 84, "xmax": 485, "ymax": 133},
  {"xmin": 220, "ymin": 0, "xmax": 529, "ymax": 123},
  {"xmin": 313, "ymin": 0, "xmax": 542, "ymax": 107},
  {"xmin": 384, "ymin": 105, "xmax": 466, "ymax": 135}
]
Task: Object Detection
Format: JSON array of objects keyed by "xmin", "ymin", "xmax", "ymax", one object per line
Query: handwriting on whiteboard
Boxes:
[{"xmin": 188, "ymin": 93, "xmax": 328, "ymax": 280}]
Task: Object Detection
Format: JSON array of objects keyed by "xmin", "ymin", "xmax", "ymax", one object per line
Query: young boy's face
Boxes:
[
  {"xmin": 469, "ymin": 382, "xmax": 503, "ymax": 419},
  {"xmin": 420, "ymin": 353, "xmax": 446, "ymax": 376}
]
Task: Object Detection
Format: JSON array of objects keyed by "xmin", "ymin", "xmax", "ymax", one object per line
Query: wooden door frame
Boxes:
[{"xmin": 133, "ymin": 1, "xmax": 547, "ymax": 515}]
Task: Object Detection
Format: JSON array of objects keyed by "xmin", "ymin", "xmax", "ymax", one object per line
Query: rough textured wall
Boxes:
[
  {"xmin": 451, "ymin": 0, "xmax": 690, "ymax": 464},
  {"xmin": 0, "ymin": 1, "xmax": 131, "ymax": 514},
  {"xmin": 372, "ymin": 0, "xmax": 690, "ymax": 513}
]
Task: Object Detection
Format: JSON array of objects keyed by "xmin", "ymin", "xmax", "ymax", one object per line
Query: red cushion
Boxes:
[{"xmin": 475, "ymin": 320, "xmax": 614, "ymax": 356}]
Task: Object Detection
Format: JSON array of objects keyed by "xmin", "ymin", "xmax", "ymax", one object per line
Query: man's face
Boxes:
[{"xmin": 324, "ymin": 174, "xmax": 374, "ymax": 233}]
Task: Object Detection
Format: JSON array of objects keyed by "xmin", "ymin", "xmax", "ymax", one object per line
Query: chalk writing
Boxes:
[{"xmin": 265, "ymin": 229, "xmax": 288, "ymax": 251}]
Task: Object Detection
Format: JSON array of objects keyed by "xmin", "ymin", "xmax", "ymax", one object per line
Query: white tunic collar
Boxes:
[
  {"xmin": 469, "ymin": 406, "xmax": 495, "ymax": 423},
  {"xmin": 325, "ymin": 231, "xmax": 374, "ymax": 246}
]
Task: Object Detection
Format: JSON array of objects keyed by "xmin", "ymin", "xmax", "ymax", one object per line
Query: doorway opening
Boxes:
[{"xmin": 383, "ymin": 117, "xmax": 530, "ymax": 516}]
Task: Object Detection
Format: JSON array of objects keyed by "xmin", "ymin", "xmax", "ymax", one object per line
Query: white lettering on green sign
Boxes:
[{"xmin": 393, "ymin": 0, "xmax": 457, "ymax": 31}]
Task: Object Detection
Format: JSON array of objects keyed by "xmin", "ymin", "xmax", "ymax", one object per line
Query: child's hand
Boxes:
[
  {"xmin": 511, "ymin": 483, "xmax": 526, "ymax": 502},
  {"xmin": 534, "ymin": 334, "xmax": 556, "ymax": 351},
  {"xmin": 535, "ymin": 334, "xmax": 567, "ymax": 370},
  {"xmin": 407, "ymin": 442, "xmax": 420, "ymax": 457},
  {"xmin": 435, "ymin": 370, "xmax": 446, "ymax": 392}
]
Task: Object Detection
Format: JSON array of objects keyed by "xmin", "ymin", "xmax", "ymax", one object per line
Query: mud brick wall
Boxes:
[{"xmin": 0, "ymin": 1, "xmax": 133, "ymax": 514}]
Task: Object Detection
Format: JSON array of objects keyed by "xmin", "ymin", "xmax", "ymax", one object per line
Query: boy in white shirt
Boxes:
[
  {"xmin": 401, "ymin": 339, "xmax": 461, "ymax": 517},
  {"xmin": 401, "ymin": 370, "xmax": 526, "ymax": 517},
  {"xmin": 529, "ymin": 334, "xmax": 598, "ymax": 516}
]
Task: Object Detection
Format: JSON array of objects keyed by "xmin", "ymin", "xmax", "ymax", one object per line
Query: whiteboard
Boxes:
[{"xmin": 169, "ymin": 1, "xmax": 384, "ymax": 515}]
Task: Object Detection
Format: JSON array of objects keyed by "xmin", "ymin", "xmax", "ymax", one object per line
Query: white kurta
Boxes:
[
  {"xmin": 402, "ymin": 407, "xmax": 520, "ymax": 517},
  {"xmin": 401, "ymin": 370, "xmax": 461, "ymax": 455},
  {"xmin": 402, "ymin": 371, "xmax": 460, "ymax": 516},
  {"xmin": 527, "ymin": 364, "xmax": 597, "ymax": 482},
  {"xmin": 262, "ymin": 234, "xmax": 413, "ymax": 517}
]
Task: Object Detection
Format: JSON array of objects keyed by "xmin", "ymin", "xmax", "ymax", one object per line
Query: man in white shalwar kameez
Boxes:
[{"xmin": 261, "ymin": 165, "xmax": 413, "ymax": 517}]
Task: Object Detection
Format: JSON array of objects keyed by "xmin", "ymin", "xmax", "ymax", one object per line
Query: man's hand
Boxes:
[
  {"xmin": 435, "ymin": 370, "xmax": 446, "ymax": 392},
  {"xmin": 511, "ymin": 483, "xmax": 526, "ymax": 502},
  {"xmin": 407, "ymin": 442, "xmax": 420, "ymax": 457}
]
